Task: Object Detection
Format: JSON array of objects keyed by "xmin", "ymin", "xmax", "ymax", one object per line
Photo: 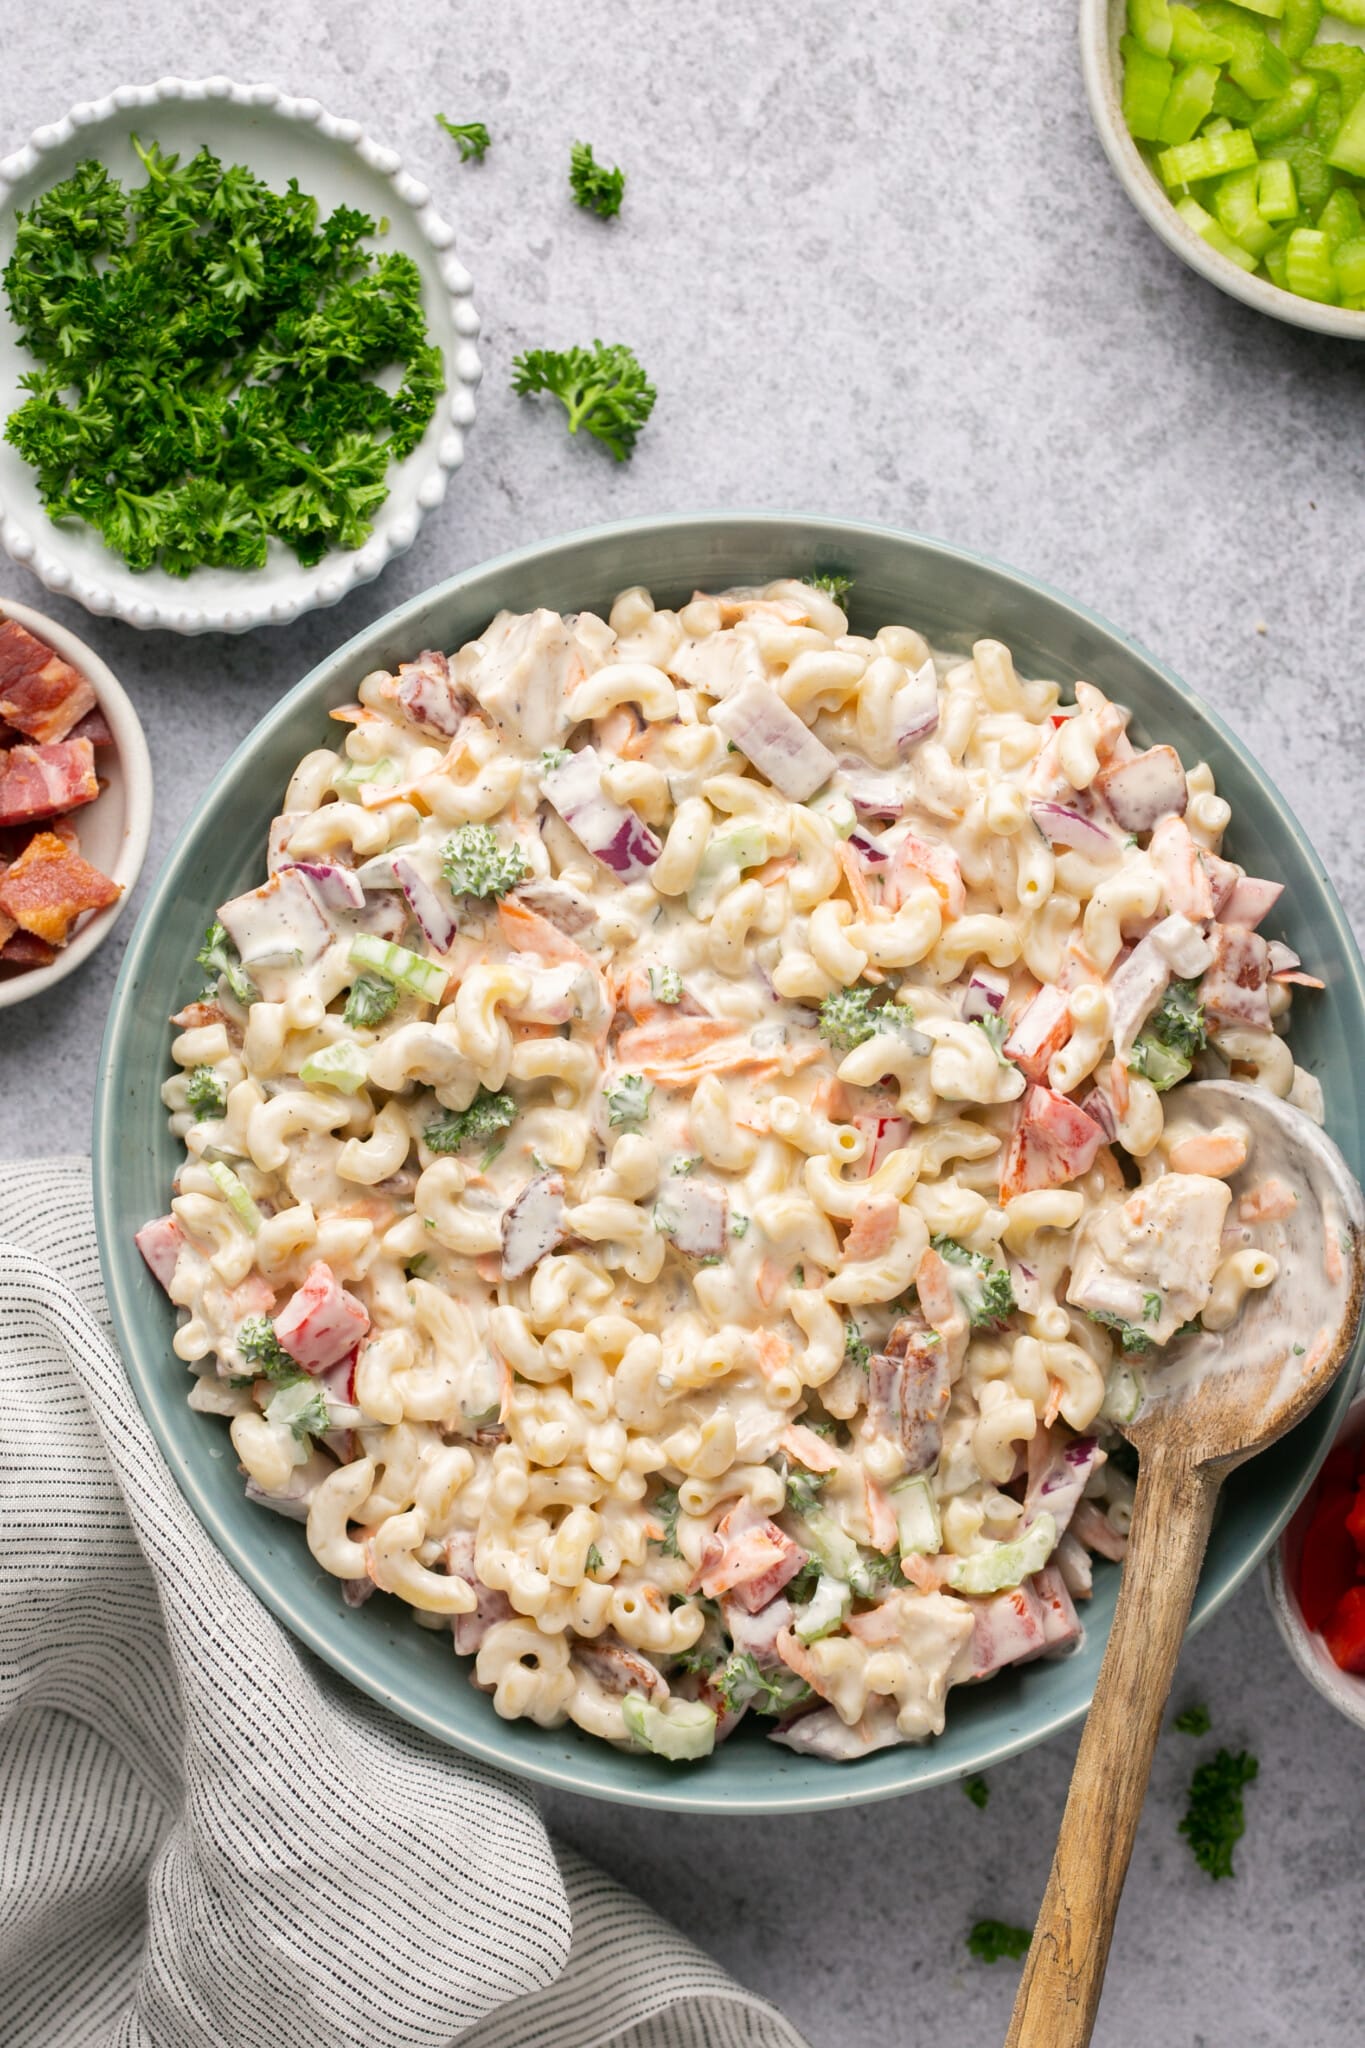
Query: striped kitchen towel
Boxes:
[{"xmin": 0, "ymin": 1158, "xmax": 808, "ymax": 2048}]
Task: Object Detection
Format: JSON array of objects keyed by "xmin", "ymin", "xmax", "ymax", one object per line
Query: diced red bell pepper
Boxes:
[
  {"xmin": 1297, "ymin": 1484, "xmax": 1359, "ymax": 1633},
  {"xmin": 1322, "ymin": 1584, "xmax": 1365, "ymax": 1676},
  {"xmin": 1344, "ymin": 1483, "xmax": 1365, "ymax": 1559},
  {"xmin": 272, "ymin": 1260, "xmax": 370, "ymax": 1373}
]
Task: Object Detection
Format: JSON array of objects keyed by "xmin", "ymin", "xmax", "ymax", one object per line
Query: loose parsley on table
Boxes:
[
  {"xmin": 436, "ymin": 116, "xmax": 491, "ymax": 162},
  {"xmin": 966, "ymin": 1920, "xmax": 1031, "ymax": 1964},
  {"xmin": 1174, "ymin": 1703, "xmax": 1212, "ymax": 1736},
  {"xmin": 963, "ymin": 1773, "xmax": 991, "ymax": 1809},
  {"xmin": 1180, "ymin": 1747, "xmax": 1258, "ymax": 1879},
  {"xmin": 569, "ymin": 141, "xmax": 626, "ymax": 218},
  {"xmin": 511, "ymin": 341, "xmax": 656, "ymax": 461},
  {"xmin": 4, "ymin": 141, "xmax": 443, "ymax": 575}
]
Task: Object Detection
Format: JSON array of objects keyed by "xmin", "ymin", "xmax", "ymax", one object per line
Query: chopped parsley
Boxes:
[
  {"xmin": 511, "ymin": 340, "xmax": 656, "ymax": 462},
  {"xmin": 931, "ymin": 1237, "xmax": 1016, "ymax": 1326},
  {"xmin": 650, "ymin": 1484, "xmax": 682, "ymax": 1558},
  {"xmin": 196, "ymin": 921, "xmax": 255, "ymax": 1006},
  {"xmin": 671, "ymin": 1155, "xmax": 701, "ymax": 1176},
  {"xmin": 435, "ymin": 116, "xmax": 490, "ymax": 162},
  {"xmin": 604, "ymin": 1073, "xmax": 652, "ymax": 1128},
  {"xmin": 424, "ymin": 1088, "xmax": 517, "ymax": 1156},
  {"xmin": 569, "ymin": 140, "xmax": 626, "ymax": 219},
  {"xmin": 783, "ymin": 1464, "xmax": 828, "ymax": 1519},
  {"xmin": 343, "ymin": 973, "xmax": 400, "ymax": 1030},
  {"xmin": 974, "ymin": 1011, "xmax": 1010, "ymax": 1062},
  {"xmin": 585, "ymin": 1544, "xmax": 605, "ymax": 1575},
  {"xmin": 963, "ymin": 1774, "xmax": 990, "ymax": 1809},
  {"xmin": 967, "ymin": 1920, "xmax": 1031, "ymax": 1965},
  {"xmin": 785, "ymin": 1557, "xmax": 821, "ymax": 1606},
  {"xmin": 730, "ymin": 1214, "xmax": 750, "ymax": 1239},
  {"xmin": 538, "ymin": 746, "xmax": 572, "ymax": 774},
  {"xmin": 649, "ymin": 964, "xmax": 683, "ymax": 1004},
  {"xmin": 817, "ymin": 985, "xmax": 881, "ymax": 1053},
  {"xmin": 714, "ymin": 1651, "xmax": 812, "ymax": 1718},
  {"xmin": 185, "ymin": 1066, "xmax": 227, "ymax": 1119},
  {"xmin": 810, "ymin": 571, "xmax": 853, "ymax": 606},
  {"xmin": 440, "ymin": 824, "xmax": 530, "ymax": 900},
  {"xmin": 1143, "ymin": 1291, "xmax": 1163, "ymax": 1323},
  {"xmin": 4, "ymin": 144, "xmax": 443, "ymax": 574},
  {"xmin": 1180, "ymin": 1748, "xmax": 1258, "ymax": 1880},
  {"xmin": 236, "ymin": 1317, "xmax": 303, "ymax": 1382},
  {"xmin": 843, "ymin": 1321, "xmax": 871, "ymax": 1371},
  {"xmin": 1174, "ymin": 1703, "xmax": 1212, "ymax": 1736},
  {"xmin": 1128, "ymin": 979, "xmax": 1208, "ymax": 1093},
  {"xmin": 1086, "ymin": 1308, "xmax": 1154, "ymax": 1355}
]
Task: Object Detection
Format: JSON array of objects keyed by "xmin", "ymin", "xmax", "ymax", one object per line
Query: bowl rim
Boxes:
[
  {"xmin": 92, "ymin": 510, "xmax": 1365, "ymax": 1811},
  {"xmin": 0, "ymin": 76, "xmax": 482, "ymax": 634},
  {"xmin": 1078, "ymin": 0, "xmax": 1365, "ymax": 341},
  {"xmin": 1265, "ymin": 1395, "xmax": 1365, "ymax": 1729},
  {"xmin": 0, "ymin": 594, "xmax": 152, "ymax": 1010}
]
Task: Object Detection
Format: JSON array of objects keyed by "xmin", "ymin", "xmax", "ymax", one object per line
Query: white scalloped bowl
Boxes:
[{"xmin": 0, "ymin": 79, "xmax": 481, "ymax": 634}]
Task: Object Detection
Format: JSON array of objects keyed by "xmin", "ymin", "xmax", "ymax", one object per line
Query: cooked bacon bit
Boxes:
[
  {"xmin": 1237, "ymin": 1176, "xmax": 1298, "ymax": 1225},
  {"xmin": 0, "ymin": 828, "xmax": 120, "ymax": 945},
  {"xmin": 865, "ymin": 1308, "xmax": 951, "ymax": 1472},
  {"xmin": 753, "ymin": 1328, "xmax": 794, "ymax": 1380},
  {"xmin": 65, "ymin": 705, "xmax": 114, "ymax": 749},
  {"xmin": 0, "ymin": 618, "xmax": 96, "ymax": 742},
  {"xmin": 1200, "ymin": 924, "xmax": 1272, "ymax": 1032},
  {"xmin": 842, "ymin": 1192, "xmax": 900, "ymax": 1262},
  {"xmin": 0, "ymin": 930, "xmax": 57, "ymax": 968},
  {"xmin": 0, "ymin": 737, "xmax": 99, "ymax": 827}
]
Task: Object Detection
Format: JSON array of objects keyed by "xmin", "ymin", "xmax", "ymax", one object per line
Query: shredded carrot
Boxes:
[
  {"xmin": 328, "ymin": 703, "xmax": 374, "ymax": 725},
  {"xmin": 1168, "ymin": 1131, "xmax": 1248, "ymax": 1178},
  {"xmin": 836, "ymin": 840, "xmax": 875, "ymax": 922},
  {"xmin": 591, "ymin": 703, "xmax": 641, "ymax": 755},
  {"xmin": 498, "ymin": 897, "xmax": 591, "ymax": 967},
  {"xmin": 754, "ymin": 1329, "xmax": 793, "ymax": 1380},
  {"xmin": 1043, "ymin": 1375, "xmax": 1064, "ymax": 1428},
  {"xmin": 755, "ymin": 1258, "xmax": 787, "ymax": 1309},
  {"xmin": 752, "ymin": 852, "xmax": 798, "ymax": 887},
  {"xmin": 915, "ymin": 1245, "xmax": 956, "ymax": 1326},
  {"xmin": 811, "ymin": 1074, "xmax": 854, "ymax": 1120},
  {"xmin": 1109, "ymin": 1055, "xmax": 1131, "ymax": 1119},
  {"xmin": 900, "ymin": 1552, "xmax": 944, "ymax": 1593},
  {"xmin": 781, "ymin": 1423, "xmax": 839, "ymax": 1472},
  {"xmin": 616, "ymin": 1018, "xmax": 735, "ymax": 1063},
  {"xmin": 640, "ymin": 1045, "xmax": 824, "ymax": 1087},
  {"xmin": 864, "ymin": 1474, "xmax": 898, "ymax": 1553}
]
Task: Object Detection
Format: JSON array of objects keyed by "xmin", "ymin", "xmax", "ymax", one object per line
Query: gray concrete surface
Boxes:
[{"xmin": 2, "ymin": 4, "xmax": 1362, "ymax": 2042}]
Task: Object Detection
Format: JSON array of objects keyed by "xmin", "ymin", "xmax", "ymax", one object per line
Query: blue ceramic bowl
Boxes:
[{"xmin": 93, "ymin": 513, "xmax": 1365, "ymax": 1814}]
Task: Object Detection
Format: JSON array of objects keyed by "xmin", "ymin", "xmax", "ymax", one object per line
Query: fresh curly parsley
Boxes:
[
  {"xmin": 343, "ymin": 973, "xmax": 400, "ymax": 1030},
  {"xmin": 1174, "ymin": 1703, "xmax": 1212, "ymax": 1736},
  {"xmin": 185, "ymin": 1066, "xmax": 227, "ymax": 1119},
  {"xmin": 585, "ymin": 1544, "xmax": 605, "ymax": 1575},
  {"xmin": 237, "ymin": 1317, "xmax": 303, "ymax": 1382},
  {"xmin": 783, "ymin": 1464, "xmax": 827, "ymax": 1519},
  {"xmin": 966, "ymin": 1920, "xmax": 1031, "ymax": 1964},
  {"xmin": 810, "ymin": 571, "xmax": 853, "ymax": 606},
  {"xmin": 435, "ymin": 116, "xmax": 490, "ymax": 162},
  {"xmin": 714, "ymin": 1652, "xmax": 811, "ymax": 1718},
  {"xmin": 1180, "ymin": 1748, "xmax": 1258, "ymax": 1879},
  {"xmin": 569, "ymin": 141, "xmax": 626, "ymax": 218},
  {"xmin": 1086, "ymin": 1307, "xmax": 1155, "ymax": 1355},
  {"xmin": 649, "ymin": 1484, "xmax": 682, "ymax": 1558},
  {"xmin": 440, "ymin": 824, "xmax": 530, "ymax": 900},
  {"xmin": 4, "ymin": 142, "xmax": 443, "ymax": 574},
  {"xmin": 424, "ymin": 1088, "xmax": 517, "ymax": 1155},
  {"xmin": 511, "ymin": 340, "xmax": 656, "ymax": 462},
  {"xmin": 817, "ymin": 985, "xmax": 881, "ymax": 1053},
  {"xmin": 931, "ymin": 1237, "xmax": 1016, "ymax": 1326},
  {"xmin": 843, "ymin": 1321, "xmax": 871, "ymax": 1371},
  {"xmin": 605, "ymin": 1073, "xmax": 652, "ymax": 1128},
  {"xmin": 1129, "ymin": 979, "xmax": 1208, "ymax": 1093}
]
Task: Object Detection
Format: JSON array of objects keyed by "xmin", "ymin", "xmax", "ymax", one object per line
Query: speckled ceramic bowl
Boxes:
[
  {"xmin": 1266, "ymin": 1396, "xmax": 1365, "ymax": 1732},
  {"xmin": 93, "ymin": 513, "xmax": 1365, "ymax": 1812},
  {"xmin": 1080, "ymin": 0, "xmax": 1365, "ymax": 339},
  {"xmin": 0, "ymin": 78, "xmax": 481, "ymax": 633}
]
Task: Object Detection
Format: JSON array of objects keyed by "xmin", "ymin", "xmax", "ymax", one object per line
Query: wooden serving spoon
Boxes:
[{"xmin": 1006, "ymin": 1080, "xmax": 1365, "ymax": 2048}]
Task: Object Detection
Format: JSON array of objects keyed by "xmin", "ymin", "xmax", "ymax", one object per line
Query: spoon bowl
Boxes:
[{"xmin": 1007, "ymin": 1080, "xmax": 1365, "ymax": 2048}]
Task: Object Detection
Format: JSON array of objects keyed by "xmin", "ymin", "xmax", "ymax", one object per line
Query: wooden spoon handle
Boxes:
[{"xmin": 1004, "ymin": 1450, "xmax": 1221, "ymax": 2048}]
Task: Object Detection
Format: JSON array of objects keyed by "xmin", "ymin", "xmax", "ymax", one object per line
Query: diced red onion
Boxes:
[
  {"xmin": 835, "ymin": 761, "xmax": 914, "ymax": 817},
  {"xmin": 282, "ymin": 861, "xmax": 365, "ymax": 913},
  {"xmin": 1030, "ymin": 801, "xmax": 1118, "ymax": 856},
  {"xmin": 849, "ymin": 824, "xmax": 890, "ymax": 865},
  {"xmin": 393, "ymin": 856, "xmax": 459, "ymax": 953},
  {"xmin": 354, "ymin": 852, "xmax": 404, "ymax": 890},
  {"xmin": 542, "ymin": 746, "xmax": 662, "ymax": 880},
  {"xmin": 892, "ymin": 659, "xmax": 940, "ymax": 753},
  {"xmin": 963, "ymin": 967, "xmax": 1010, "ymax": 1021},
  {"xmin": 710, "ymin": 679, "xmax": 837, "ymax": 801},
  {"xmin": 1096, "ymin": 745, "xmax": 1188, "ymax": 832}
]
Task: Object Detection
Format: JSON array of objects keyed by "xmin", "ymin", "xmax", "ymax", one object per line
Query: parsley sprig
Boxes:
[
  {"xmin": 511, "ymin": 340, "xmax": 656, "ymax": 461},
  {"xmin": 569, "ymin": 141, "xmax": 626, "ymax": 218}
]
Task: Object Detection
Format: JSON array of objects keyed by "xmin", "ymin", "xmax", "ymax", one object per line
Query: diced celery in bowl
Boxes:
[{"xmin": 1119, "ymin": 0, "xmax": 1365, "ymax": 309}]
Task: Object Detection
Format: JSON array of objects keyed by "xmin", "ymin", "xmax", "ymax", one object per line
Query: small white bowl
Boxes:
[
  {"xmin": 1265, "ymin": 1394, "xmax": 1365, "ymax": 1731},
  {"xmin": 1079, "ymin": 0, "xmax": 1365, "ymax": 339},
  {"xmin": 0, "ymin": 598, "xmax": 151, "ymax": 1009},
  {"xmin": 0, "ymin": 79, "xmax": 482, "ymax": 634}
]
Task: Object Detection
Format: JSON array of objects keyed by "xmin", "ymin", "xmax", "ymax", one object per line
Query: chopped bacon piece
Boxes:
[
  {"xmin": 0, "ymin": 829, "xmax": 120, "ymax": 945},
  {"xmin": 1095, "ymin": 744, "xmax": 1187, "ymax": 832},
  {"xmin": 394, "ymin": 649, "xmax": 472, "ymax": 736},
  {"xmin": 864, "ymin": 1312, "xmax": 950, "ymax": 1473},
  {"xmin": 1070, "ymin": 1498, "xmax": 1127, "ymax": 1562},
  {"xmin": 1000, "ymin": 1086, "xmax": 1106, "ymax": 1202},
  {"xmin": 1200, "ymin": 924, "xmax": 1272, "ymax": 1032},
  {"xmin": 444, "ymin": 1530, "xmax": 515, "ymax": 1655},
  {"xmin": 0, "ymin": 931, "xmax": 56, "ymax": 968},
  {"xmin": 1031, "ymin": 1565, "xmax": 1082, "ymax": 1653},
  {"xmin": 0, "ymin": 738, "xmax": 100, "ymax": 828},
  {"xmin": 65, "ymin": 704, "xmax": 115, "ymax": 749},
  {"xmin": 272, "ymin": 1260, "xmax": 370, "ymax": 1373},
  {"xmin": 135, "ymin": 1215, "xmax": 186, "ymax": 1292},
  {"xmin": 0, "ymin": 618, "xmax": 96, "ymax": 742},
  {"xmin": 1220, "ymin": 875, "xmax": 1282, "ymax": 930},
  {"xmin": 964, "ymin": 1584, "xmax": 1050, "ymax": 1680},
  {"xmin": 1003, "ymin": 984, "xmax": 1073, "ymax": 1084}
]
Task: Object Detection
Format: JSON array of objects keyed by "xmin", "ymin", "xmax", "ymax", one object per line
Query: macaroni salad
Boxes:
[{"xmin": 137, "ymin": 579, "xmax": 1322, "ymax": 1763}]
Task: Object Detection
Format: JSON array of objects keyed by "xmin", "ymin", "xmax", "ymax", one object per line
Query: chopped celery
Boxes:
[
  {"xmin": 347, "ymin": 933, "xmax": 448, "ymax": 1003},
  {"xmin": 333, "ymin": 755, "xmax": 398, "ymax": 797},
  {"xmin": 1249, "ymin": 76, "xmax": 1319, "ymax": 141},
  {"xmin": 1327, "ymin": 94, "xmax": 1365, "ymax": 175},
  {"xmin": 1128, "ymin": 0, "xmax": 1175, "ymax": 52},
  {"xmin": 1266, "ymin": 135, "xmax": 1336, "ymax": 211},
  {"xmin": 1227, "ymin": 30, "xmax": 1294, "ymax": 100},
  {"xmin": 1122, "ymin": 34, "xmax": 1176, "ymax": 138},
  {"xmin": 1158, "ymin": 127, "xmax": 1258, "ymax": 185},
  {"xmin": 207, "ymin": 1160, "xmax": 263, "ymax": 1234},
  {"xmin": 1101, "ymin": 1365, "xmax": 1145, "ymax": 1425},
  {"xmin": 1257, "ymin": 156, "xmax": 1299, "ymax": 218},
  {"xmin": 1302, "ymin": 43, "xmax": 1365, "ymax": 110},
  {"xmin": 947, "ymin": 1514, "xmax": 1057, "ymax": 1597},
  {"xmin": 1159, "ymin": 62, "xmax": 1222, "ymax": 142},
  {"xmin": 1322, "ymin": 0, "xmax": 1365, "ymax": 22},
  {"xmin": 1169, "ymin": 4, "xmax": 1233, "ymax": 59},
  {"xmin": 1211, "ymin": 77, "xmax": 1259, "ymax": 122},
  {"xmin": 299, "ymin": 1041, "xmax": 369, "ymax": 1093},
  {"xmin": 1215, "ymin": 166, "xmax": 1277, "ymax": 253},
  {"xmin": 1318, "ymin": 186, "xmax": 1364, "ymax": 248},
  {"xmin": 1285, "ymin": 224, "xmax": 1339, "ymax": 297},
  {"xmin": 1333, "ymin": 233, "xmax": 1365, "ymax": 292},
  {"xmin": 1263, "ymin": 229, "xmax": 1294, "ymax": 285},
  {"xmin": 622, "ymin": 1694, "xmax": 716, "ymax": 1761},
  {"xmin": 1314, "ymin": 84, "xmax": 1345, "ymax": 146},
  {"xmin": 1279, "ymin": 0, "xmax": 1323, "ymax": 53},
  {"xmin": 1223, "ymin": 0, "xmax": 1284, "ymax": 14},
  {"xmin": 1175, "ymin": 195, "xmax": 1262, "ymax": 268},
  {"xmin": 794, "ymin": 1573, "xmax": 851, "ymax": 1644},
  {"xmin": 891, "ymin": 1474, "xmax": 942, "ymax": 1557},
  {"xmin": 686, "ymin": 821, "xmax": 769, "ymax": 916}
]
